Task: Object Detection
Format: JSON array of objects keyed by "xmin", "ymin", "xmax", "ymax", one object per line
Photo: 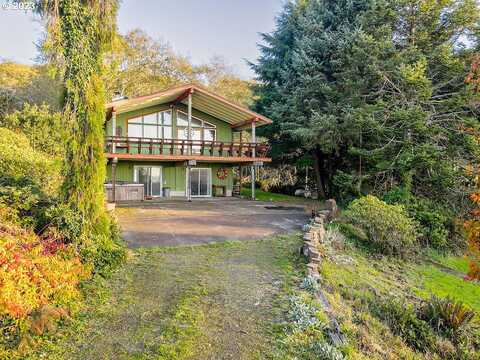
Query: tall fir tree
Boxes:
[
  {"xmin": 250, "ymin": 1, "xmax": 309, "ymax": 164},
  {"xmin": 254, "ymin": 0, "xmax": 479, "ymax": 206}
]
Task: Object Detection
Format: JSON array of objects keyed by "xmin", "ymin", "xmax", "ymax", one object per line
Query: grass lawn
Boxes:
[
  {"xmin": 412, "ymin": 264, "xmax": 480, "ymax": 312},
  {"xmin": 427, "ymin": 249, "xmax": 471, "ymax": 274},
  {"xmin": 240, "ymin": 187, "xmax": 320, "ymax": 206},
  {"xmin": 34, "ymin": 234, "xmax": 305, "ymax": 360},
  {"xmin": 23, "ymin": 223, "xmax": 479, "ymax": 359}
]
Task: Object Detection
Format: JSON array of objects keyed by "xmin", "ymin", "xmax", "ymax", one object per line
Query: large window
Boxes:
[
  {"xmin": 176, "ymin": 111, "xmax": 216, "ymax": 142},
  {"xmin": 127, "ymin": 110, "xmax": 172, "ymax": 139}
]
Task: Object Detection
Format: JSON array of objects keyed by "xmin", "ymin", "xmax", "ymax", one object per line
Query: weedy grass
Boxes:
[
  {"xmin": 318, "ymin": 236, "xmax": 480, "ymax": 359},
  {"xmin": 31, "ymin": 233, "xmax": 306, "ymax": 359}
]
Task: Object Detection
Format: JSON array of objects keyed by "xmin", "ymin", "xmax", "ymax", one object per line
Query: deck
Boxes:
[{"xmin": 105, "ymin": 136, "xmax": 271, "ymax": 163}]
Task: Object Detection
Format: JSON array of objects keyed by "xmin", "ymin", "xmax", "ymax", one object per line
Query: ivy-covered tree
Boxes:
[{"xmin": 35, "ymin": 0, "xmax": 125, "ymax": 271}]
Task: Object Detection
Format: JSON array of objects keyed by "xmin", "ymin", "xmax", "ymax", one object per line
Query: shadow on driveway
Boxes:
[{"xmin": 115, "ymin": 198, "xmax": 311, "ymax": 248}]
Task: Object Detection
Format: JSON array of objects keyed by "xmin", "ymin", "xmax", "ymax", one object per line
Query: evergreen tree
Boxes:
[
  {"xmin": 254, "ymin": 0, "xmax": 479, "ymax": 208},
  {"xmin": 250, "ymin": 1, "xmax": 309, "ymax": 165}
]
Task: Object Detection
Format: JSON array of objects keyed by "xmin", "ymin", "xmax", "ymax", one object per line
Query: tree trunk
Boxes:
[{"xmin": 312, "ymin": 147, "xmax": 328, "ymax": 199}]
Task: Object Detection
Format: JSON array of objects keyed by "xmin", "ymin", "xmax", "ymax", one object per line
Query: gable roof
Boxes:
[{"xmin": 106, "ymin": 83, "xmax": 273, "ymax": 129}]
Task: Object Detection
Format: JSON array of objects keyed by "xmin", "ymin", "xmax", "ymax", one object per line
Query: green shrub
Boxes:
[
  {"xmin": 0, "ymin": 127, "xmax": 125, "ymax": 276},
  {"xmin": 44, "ymin": 203, "xmax": 83, "ymax": 243},
  {"xmin": 343, "ymin": 195, "xmax": 419, "ymax": 257},
  {"xmin": 371, "ymin": 297, "xmax": 436, "ymax": 352},
  {"xmin": 287, "ymin": 295, "xmax": 324, "ymax": 331},
  {"xmin": 0, "ymin": 181, "xmax": 45, "ymax": 229},
  {"xmin": 407, "ymin": 198, "xmax": 456, "ymax": 250},
  {"xmin": 383, "ymin": 188, "xmax": 461, "ymax": 250},
  {"xmin": 300, "ymin": 275, "xmax": 320, "ymax": 295},
  {"xmin": 0, "ymin": 104, "xmax": 64, "ymax": 156},
  {"xmin": 0, "ymin": 127, "xmax": 61, "ymax": 196},
  {"xmin": 47, "ymin": 203, "xmax": 126, "ymax": 276},
  {"xmin": 419, "ymin": 296, "xmax": 477, "ymax": 343},
  {"xmin": 0, "ymin": 128, "xmax": 60, "ymax": 231},
  {"xmin": 306, "ymin": 341, "xmax": 345, "ymax": 360},
  {"xmin": 382, "ymin": 185, "xmax": 412, "ymax": 205}
]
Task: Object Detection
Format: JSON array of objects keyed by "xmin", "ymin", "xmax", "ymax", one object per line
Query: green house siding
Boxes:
[
  {"xmin": 211, "ymin": 163, "xmax": 234, "ymax": 189},
  {"xmin": 106, "ymin": 161, "xmax": 234, "ymax": 196},
  {"xmin": 106, "ymin": 161, "xmax": 134, "ymax": 182}
]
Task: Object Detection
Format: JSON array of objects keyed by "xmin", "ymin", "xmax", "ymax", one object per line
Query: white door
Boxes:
[
  {"xmin": 187, "ymin": 168, "xmax": 211, "ymax": 197},
  {"xmin": 134, "ymin": 166, "xmax": 162, "ymax": 197}
]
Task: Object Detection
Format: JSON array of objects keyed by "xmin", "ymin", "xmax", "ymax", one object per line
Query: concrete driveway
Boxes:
[{"xmin": 115, "ymin": 198, "xmax": 310, "ymax": 248}]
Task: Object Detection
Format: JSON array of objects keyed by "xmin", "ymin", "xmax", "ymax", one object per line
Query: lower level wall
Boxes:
[{"xmin": 106, "ymin": 160, "xmax": 234, "ymax": 196}]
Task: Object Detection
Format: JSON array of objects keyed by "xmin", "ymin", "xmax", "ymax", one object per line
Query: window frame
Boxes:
[
  {"xmin": 126, "ymin": 110, "xmax": 172, "ymax": 139},
  {"xmin": 176, "ymin": 110, "xmax": 217, "ymax": 142}
]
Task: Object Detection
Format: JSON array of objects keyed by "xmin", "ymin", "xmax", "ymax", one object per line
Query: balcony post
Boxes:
[
  {"xmin": 251, "ymin": 118, "xmax": 256, "ymax": 200},
  {"xmin": 111, "ymin": 109, "xmax": 116, "ymax": 153},
  {"xmin": 187, "ymin": 89, "xmax": 193, "ymax": 201},
  {"xmin": 187, "ymin": 88, "xmax": 193, "ymax": 155}
]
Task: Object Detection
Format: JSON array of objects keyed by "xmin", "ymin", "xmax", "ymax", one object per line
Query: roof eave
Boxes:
[{"xmin": 105, "ymin": 84, "xmax": 274, "ymax": 127}]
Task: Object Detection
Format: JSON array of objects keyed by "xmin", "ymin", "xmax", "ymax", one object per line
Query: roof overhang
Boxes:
[{"xmin": 106, "ymin": 84, "xmax": 273, "ymax": 129}]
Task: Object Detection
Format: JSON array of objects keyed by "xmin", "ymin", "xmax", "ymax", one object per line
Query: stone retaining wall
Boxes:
[
  {"xmin": 302, "ymin": 199, "xmax": 338, "ymax": 278},
  {"xmin": 301, "ymin": 199, "xmax": 345, "ymax": 346}
]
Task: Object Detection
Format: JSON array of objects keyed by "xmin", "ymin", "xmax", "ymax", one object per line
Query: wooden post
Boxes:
[
  {"xmin": 111, "ymin": 157, "xmax": 118, "ymax": 203},
  {"xmin": 251, "ymin": 119, "xmax": 256, "ymax": 200},
  {"xmin": 187, "ymin": 163, "xmax": 191, "ymax": 202},
  {"xmin": 111, "ymin": 110, "xmax": 117, "ymax": 153},
  {"xmin": 187, "ymin": 89, "xmax": 193, "ymax": 155},
  {"xmin": 239, "ymin": 130, "xmax": 243, "ymax": 156},
  {"xmin": 187, "ymin": 89, "xmax": 193, "ymax": 200},
  {"xmin": 239, "ymin": 165, "xmax": 243, "ymax": 195}
]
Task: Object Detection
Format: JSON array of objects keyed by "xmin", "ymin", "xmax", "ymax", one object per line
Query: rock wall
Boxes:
[
  {"xmin": 302, "ymin": 199, "xmax": 337, "ymax": 278},
  {"xmin": 301, "ymin": 199, "xmax": 345, "ymax": 346}
]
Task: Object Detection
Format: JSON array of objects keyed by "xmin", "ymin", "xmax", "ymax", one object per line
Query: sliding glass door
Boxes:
[
  {"xmin": 188, "ymin": 168, "xmax": 211, "ymax": 197},
  {"xmin": 134, "ymin": 166, "xmax": 162, "ymax": 198}
]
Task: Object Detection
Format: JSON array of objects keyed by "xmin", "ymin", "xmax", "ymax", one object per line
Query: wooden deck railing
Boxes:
[{"xmin": 105, "ymin": 136, "xmax": 270, "ymax": 158}]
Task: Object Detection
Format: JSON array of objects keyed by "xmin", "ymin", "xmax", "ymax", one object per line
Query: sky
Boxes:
[{"xmin": 0, "ymin": 0, "xmax": 284, "ymax": 79}]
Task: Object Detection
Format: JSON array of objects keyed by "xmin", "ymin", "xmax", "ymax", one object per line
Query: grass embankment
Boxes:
[
  {"xmin": 33, "ymin": 235, "xmax": 306, "ymax": 359},
  {"xmin": 318, "ymin": 232, "xmax": 480, "ymax": 358}
]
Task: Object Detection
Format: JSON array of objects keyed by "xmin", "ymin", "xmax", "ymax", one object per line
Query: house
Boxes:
[{"xmin": 104, "ymin": 84, "xmax": 272, "ymax": 201}]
